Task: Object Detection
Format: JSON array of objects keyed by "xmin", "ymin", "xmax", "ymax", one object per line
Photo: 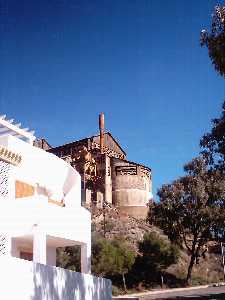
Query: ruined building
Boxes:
[{"xmin": 34, "ymin": 114, "xmax": 152, "ymax": 218}]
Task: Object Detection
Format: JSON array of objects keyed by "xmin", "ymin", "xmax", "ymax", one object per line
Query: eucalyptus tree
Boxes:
[
  {"xmin": 201, "ymin": 5, "xmax": 225, "ymax": 77},
  {"xmin": 149, "ymin": 157, "xmax": 225, "ymax": 285}
]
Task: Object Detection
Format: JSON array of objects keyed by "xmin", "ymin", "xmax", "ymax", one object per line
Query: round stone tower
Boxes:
[{"xmin": 111, "ymin": 158, "xmax": 152, "ymax": 218}]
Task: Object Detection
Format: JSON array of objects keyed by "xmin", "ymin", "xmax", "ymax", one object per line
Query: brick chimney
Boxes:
[{"xmin": 99, "ymin": 113, "xmax": 104, "ymax": 154}]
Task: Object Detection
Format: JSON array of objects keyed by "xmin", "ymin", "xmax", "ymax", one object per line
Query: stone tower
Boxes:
[{"xmin": 36, "ymin": 114, "xmax": 153, "ymax": 218}]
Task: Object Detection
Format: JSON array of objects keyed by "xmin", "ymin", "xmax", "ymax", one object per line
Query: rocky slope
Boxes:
[{"xmin": 92, "ymin": 205, "xmax": 164, "ymax": 252}]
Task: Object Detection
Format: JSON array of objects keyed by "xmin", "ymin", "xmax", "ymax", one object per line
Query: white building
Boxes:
[{"xmin": 0, "ymin": 115, "xmax": 111, "ymax": 300}]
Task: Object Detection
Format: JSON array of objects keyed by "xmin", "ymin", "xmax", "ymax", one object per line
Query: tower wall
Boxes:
[{"xmin": 111, "ymin": 158, "xmax": 152, "ymax": 218}]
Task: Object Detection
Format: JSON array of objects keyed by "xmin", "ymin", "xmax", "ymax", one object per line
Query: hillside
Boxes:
[
  {"xmin": 92, "ymin": 205, "xmax": 163, "ymax": 252},
  {"xmin": 92, "ymin": 206, "xmax": 224, "ymax": 287}
]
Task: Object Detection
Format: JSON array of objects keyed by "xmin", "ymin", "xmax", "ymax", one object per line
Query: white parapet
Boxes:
[{"xmin": 0, "ymin": 256, "xmax": 112, "ymax": 300}]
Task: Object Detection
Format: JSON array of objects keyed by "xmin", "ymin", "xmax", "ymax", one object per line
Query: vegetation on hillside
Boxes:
[
  {"xmin": 149, "ymin": 157, "xmax": 225, "ymax": 285},
  {"xmin": 128, "ymin": 232, "xmax": 179, "ymax": 287},
  {"xmin": 91, "ymin": 234, "xmax": 135, "ymax": 291}
]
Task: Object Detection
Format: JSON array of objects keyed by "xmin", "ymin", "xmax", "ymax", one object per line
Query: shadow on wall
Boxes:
[
  {"xmin": 33, "ymin": 262, "xmax": 112, "ymax": 300},
  {"xmin": 33, "ymin": 263, "xmax": 85, "ymax": 300}
]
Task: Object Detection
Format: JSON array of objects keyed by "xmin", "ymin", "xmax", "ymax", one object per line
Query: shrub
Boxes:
[
  {"xmin": 91, "ymin": 236, "xmax": 135, "ymax": 291},
  {"xmin": 129, "ymin": 232, "xmax": 180, "ymax": 286}
]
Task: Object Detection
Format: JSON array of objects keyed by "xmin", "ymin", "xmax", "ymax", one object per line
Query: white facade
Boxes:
[{"xmin": 0, "ymin": 133, "xmax": 91, "ymax": 273}]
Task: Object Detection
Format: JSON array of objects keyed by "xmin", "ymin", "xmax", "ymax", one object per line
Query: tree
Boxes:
[
  {"xmin": 56, "ymin": 246, "xmax": 81, "ymax": 272},
  {"xmin": 200, "ymin": 101, "xmax": 225, "ymax": 172},
  {"xmin": 91, "ymin": 235, "xmax": 135, "ymax": 291},
  {"xmin": 201, "ymin": 5, "xmax": 225, "ymax": 77},
  {"xmin": 131, "ymin": 232, "xmax": 179, "ymax": 286},
  {"xmin": 110, "ymin": 239, "xmax": 135, "ymax": 292},
  {"xmin": 91, "ymin": 235, "xmax": 117, "ymax": 276},
  {"xmin": 200, "ymin": 5, "xmax": 225, "ymax": 172},
  {"xmin": 149, "ymin": 157, "xmax": 225, "ymax": 285}
]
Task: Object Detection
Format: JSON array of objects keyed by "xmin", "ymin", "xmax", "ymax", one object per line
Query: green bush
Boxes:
[
  {"xmin": 91, "ymin": 236, "xmax": 135, "ymax": 291},
  {"xmin": 56, "ymin": 246, "xmax": 81, "ymax": 272},
  {"xmin": 129, "ymin": 232, "xmax": 180, "ymax": 286}
]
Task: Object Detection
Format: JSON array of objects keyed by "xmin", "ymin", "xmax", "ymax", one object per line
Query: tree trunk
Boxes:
[
  {"xmin": 185, "ymin": 232, "xmax": 200, "ymax": 286},
  {"xmin": 122, "ymin": 273, "xmax": 127, "ymax": 292},
  {"xmin": 186, "ymin": 253, "xmax": 195, "ymax": 286}
]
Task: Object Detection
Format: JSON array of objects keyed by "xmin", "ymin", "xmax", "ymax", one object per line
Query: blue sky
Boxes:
[{"xmin": 0, "ymin": 0, "xmax": 224, "ymax": 197}]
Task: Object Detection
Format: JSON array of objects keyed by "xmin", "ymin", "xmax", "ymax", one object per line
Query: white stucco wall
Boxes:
[
  {"xmin": 0, "ymin": 134, "xmax": 81, "ymax": 208},
  {"xmin": 0, "ymin": 134, "xmax": 91, "ymax": 273},
  {"xmin": 0, "ymin": 257, "xmax": 112, "ymax": 300}
]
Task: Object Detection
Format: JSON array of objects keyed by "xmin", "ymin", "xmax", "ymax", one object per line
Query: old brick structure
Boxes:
[{"xmin": 34, "ymin": 114, "xmax": 152, "ymax": 218}]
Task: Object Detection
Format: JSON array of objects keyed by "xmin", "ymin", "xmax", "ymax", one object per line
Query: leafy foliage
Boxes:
[
  {"xmin": 91, "ymin": 236, "xmax": 117, "ymax": 276},
  {"xmin": 91, "ymin": 235, "xmax": 135, "ymax": 291},
  {"xmin": 200, "ymin": 5, "xmax": 225, "ymax": 171},
  {"xmin": 130, "ymin": 232, "xmax": 179, "ymax": 285},
  {"xmin": 56, "ymin": 246, "xmax": 81, "ymax": 272},
  {"xmin": 200, "ymin": 101, "xmax": 225, "ymax": 172},
  {"xmin": 138, "ymin": 232, "xmax": 179, "ymax": 272},
  {"xmin": 149, "ymin": 157, "xmax": 225, "ymax": 285},
  {"xmin": 201, "ymin": 5, "xmax": 225, "ymax": 76}
]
